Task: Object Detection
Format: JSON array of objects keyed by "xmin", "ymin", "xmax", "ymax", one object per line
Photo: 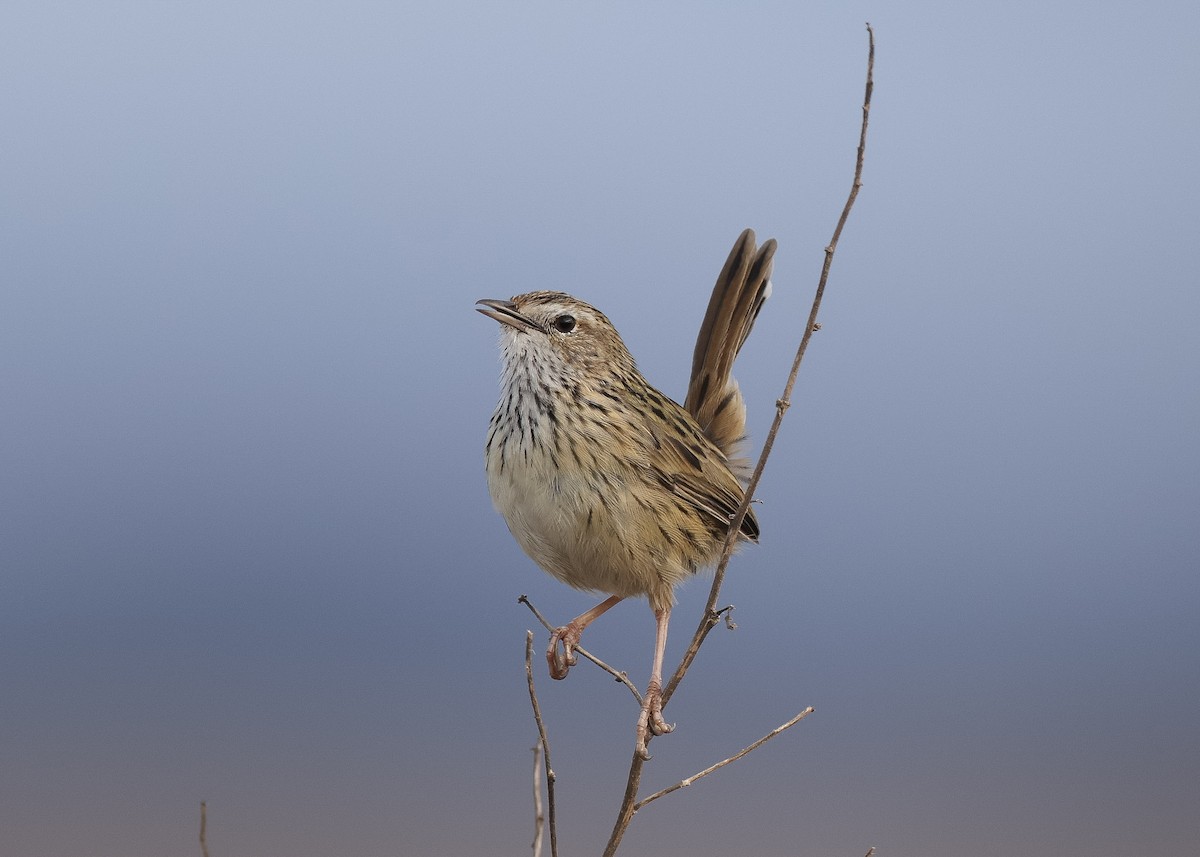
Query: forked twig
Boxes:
[
  {"xmin": 603, "ymin": 24, "xmax": 876, "ymax": 856},
  {"xmin": 518, "ymin": 595, "xmax": 643, "ymax": 703},
  {"xmin": 634, "ymin": 707, "xmax": 815, "ymax": 810},
  {"xmin": 525, "ymin": 632, "xmax": 558, "ymax": 857}
]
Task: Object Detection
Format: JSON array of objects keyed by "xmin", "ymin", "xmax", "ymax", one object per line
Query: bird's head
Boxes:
[{"xmin": 476, "ymin": 291, "xmax": 637, "ymax": 382}]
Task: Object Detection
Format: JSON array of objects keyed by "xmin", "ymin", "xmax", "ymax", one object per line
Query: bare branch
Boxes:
[
  {"xmin": 634, "ymin": 707, "xmax": 815, "ymax": 811},
  {"xmin": 604, "ymin": 26, "xmax": 877, "ymax": 855},
  {"xmin": 531, "ymin": 746, "xmax": 545, "ymax": 857},
  {"xmin": 199, "ymin": 801, "xmax": 210, "ymax": 857},
  {"xmin": 525, "ymin": 632, "xmax": 558, "ymax": 857},
  {"xmin": 664, "ymin": 20, "xmax": 876, "ymax": 706},
  {"xmin": 518, "ymin": 595, "xmax": 643, "ymax": 703}
]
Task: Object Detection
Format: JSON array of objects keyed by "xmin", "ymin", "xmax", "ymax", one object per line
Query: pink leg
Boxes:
[
  {"xmin": 635, "ymin": 606, "xmax": 675, "ymax": 759},
  {"xmin": 547, "ymin": 594, "xmax": 623, "ymax": 680}
]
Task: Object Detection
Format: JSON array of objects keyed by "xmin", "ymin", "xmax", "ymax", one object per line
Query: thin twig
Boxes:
[
  {"xmin": 664, "ymin": 20, "xmax": 876, "ymax": 707},
  {"xmin": 525, "ymin": 632, "xmax": 558, "ymax": 857},
  {"xmin": 518, "ymin": 595, "xmax": 643, "ymax": 703},
  {"xmin": 199, "ymin": 801, "xmax": 210, "ymax": 857},
  {"xmin": 604, "ymin": 26, "xmax": 876, "ymax": 856},
  {"xmin": 531, "ymin": 746, "xmax": 545, "ymax": 857},
  {"xmin": 634, "ymin": 707, "xmax": 815, "ymax": 810},
  {"xmin": 865, "ymin": 848, "xmax": 877, "ymax": 857}
]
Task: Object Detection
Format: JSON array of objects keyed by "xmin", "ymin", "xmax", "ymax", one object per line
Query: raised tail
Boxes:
[{"xmin": 684, "ymin": 228, "xmax": 776, "ymax": 477}]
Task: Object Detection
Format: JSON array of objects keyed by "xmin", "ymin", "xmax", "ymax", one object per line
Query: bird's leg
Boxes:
[
  {"xmin": 548, "ymin": 594, "xmax": 623, "ymax": 680},
  {"xmin": 635, "ymin": 606, "xmax": 675, "ymax": 759}
]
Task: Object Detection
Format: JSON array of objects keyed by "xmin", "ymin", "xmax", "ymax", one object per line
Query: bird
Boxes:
[{"xmin": 477, "ymin": 228, "xmax": 775, "ymax": 757}]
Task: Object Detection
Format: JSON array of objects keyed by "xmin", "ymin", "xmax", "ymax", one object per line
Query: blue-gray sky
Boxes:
[{"xmin": 3, "ymin": 2, "xmax": 1198, "ymax": 855}]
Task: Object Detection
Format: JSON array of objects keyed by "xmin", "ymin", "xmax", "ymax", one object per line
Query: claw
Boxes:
[
  {"xmin": 541, "ymin": 595, "xmax": 624, "ymax": 681},
  {"xmin": 635, "ymin": 680, "xmax": 674, "ymax": 759},
  {"xmin": 546, "ymin": 624, "xmax": 581, "ymax": 680}
]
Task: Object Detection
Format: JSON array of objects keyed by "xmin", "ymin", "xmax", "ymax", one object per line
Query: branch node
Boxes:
[{"xmin": 711, "ymin": 604, "xmax": 737, "ymax": 631}]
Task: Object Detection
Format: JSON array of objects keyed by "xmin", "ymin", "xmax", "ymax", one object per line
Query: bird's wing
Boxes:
[{"xmin": 639, "ymin": 388, "xmax": 759, "ymax": 544}]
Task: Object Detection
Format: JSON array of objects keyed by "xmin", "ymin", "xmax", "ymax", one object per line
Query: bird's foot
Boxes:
[
  {"xmin": 546, "ymin": 623, "xmax": 582, "ymax": 680},
  {"xmin": 635, "ymin": 679, "xmax": 675, "ymax": 760}
]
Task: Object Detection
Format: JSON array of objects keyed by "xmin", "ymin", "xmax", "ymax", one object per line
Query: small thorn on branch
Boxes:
[{"xmin": 710, "ymin": 604, "xmax": 737, "ymax": 631}]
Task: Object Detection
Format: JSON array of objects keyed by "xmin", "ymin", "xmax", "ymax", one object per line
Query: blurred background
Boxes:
[{"xmin": 2, "ymin": 2, "xmax": 1197, "ymax": 855}]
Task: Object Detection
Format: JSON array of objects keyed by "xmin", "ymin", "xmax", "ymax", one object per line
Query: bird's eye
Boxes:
[{"xmin": 552, "ymin": 314, "xmax": 576, "ymax": 333}]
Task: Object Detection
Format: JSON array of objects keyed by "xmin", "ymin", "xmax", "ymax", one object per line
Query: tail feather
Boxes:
[{"xmin": 684, "ymin": 229, "xmax": 776, "ymax": 475}]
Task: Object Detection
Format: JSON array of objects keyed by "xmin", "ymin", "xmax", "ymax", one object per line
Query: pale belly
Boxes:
[{"xmin": 486, "ymin": 448, "xmax": 694, "ymax": 608}]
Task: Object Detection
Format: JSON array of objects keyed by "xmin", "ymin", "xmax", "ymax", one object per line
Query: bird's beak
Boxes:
[{"xmin": 476, "ymin": 299, "xmax": 545, "ymax": 334}]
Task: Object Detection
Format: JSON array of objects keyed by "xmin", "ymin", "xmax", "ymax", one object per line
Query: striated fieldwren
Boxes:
[{"xmin": 478, "ymin": 228, "xmax": 775, "ymax": 757}]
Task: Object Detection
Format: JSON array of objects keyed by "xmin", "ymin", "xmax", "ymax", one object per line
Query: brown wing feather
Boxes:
[{"xmin": 642, "ymin": 393, "xmax": 760, "ymax": 544}]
